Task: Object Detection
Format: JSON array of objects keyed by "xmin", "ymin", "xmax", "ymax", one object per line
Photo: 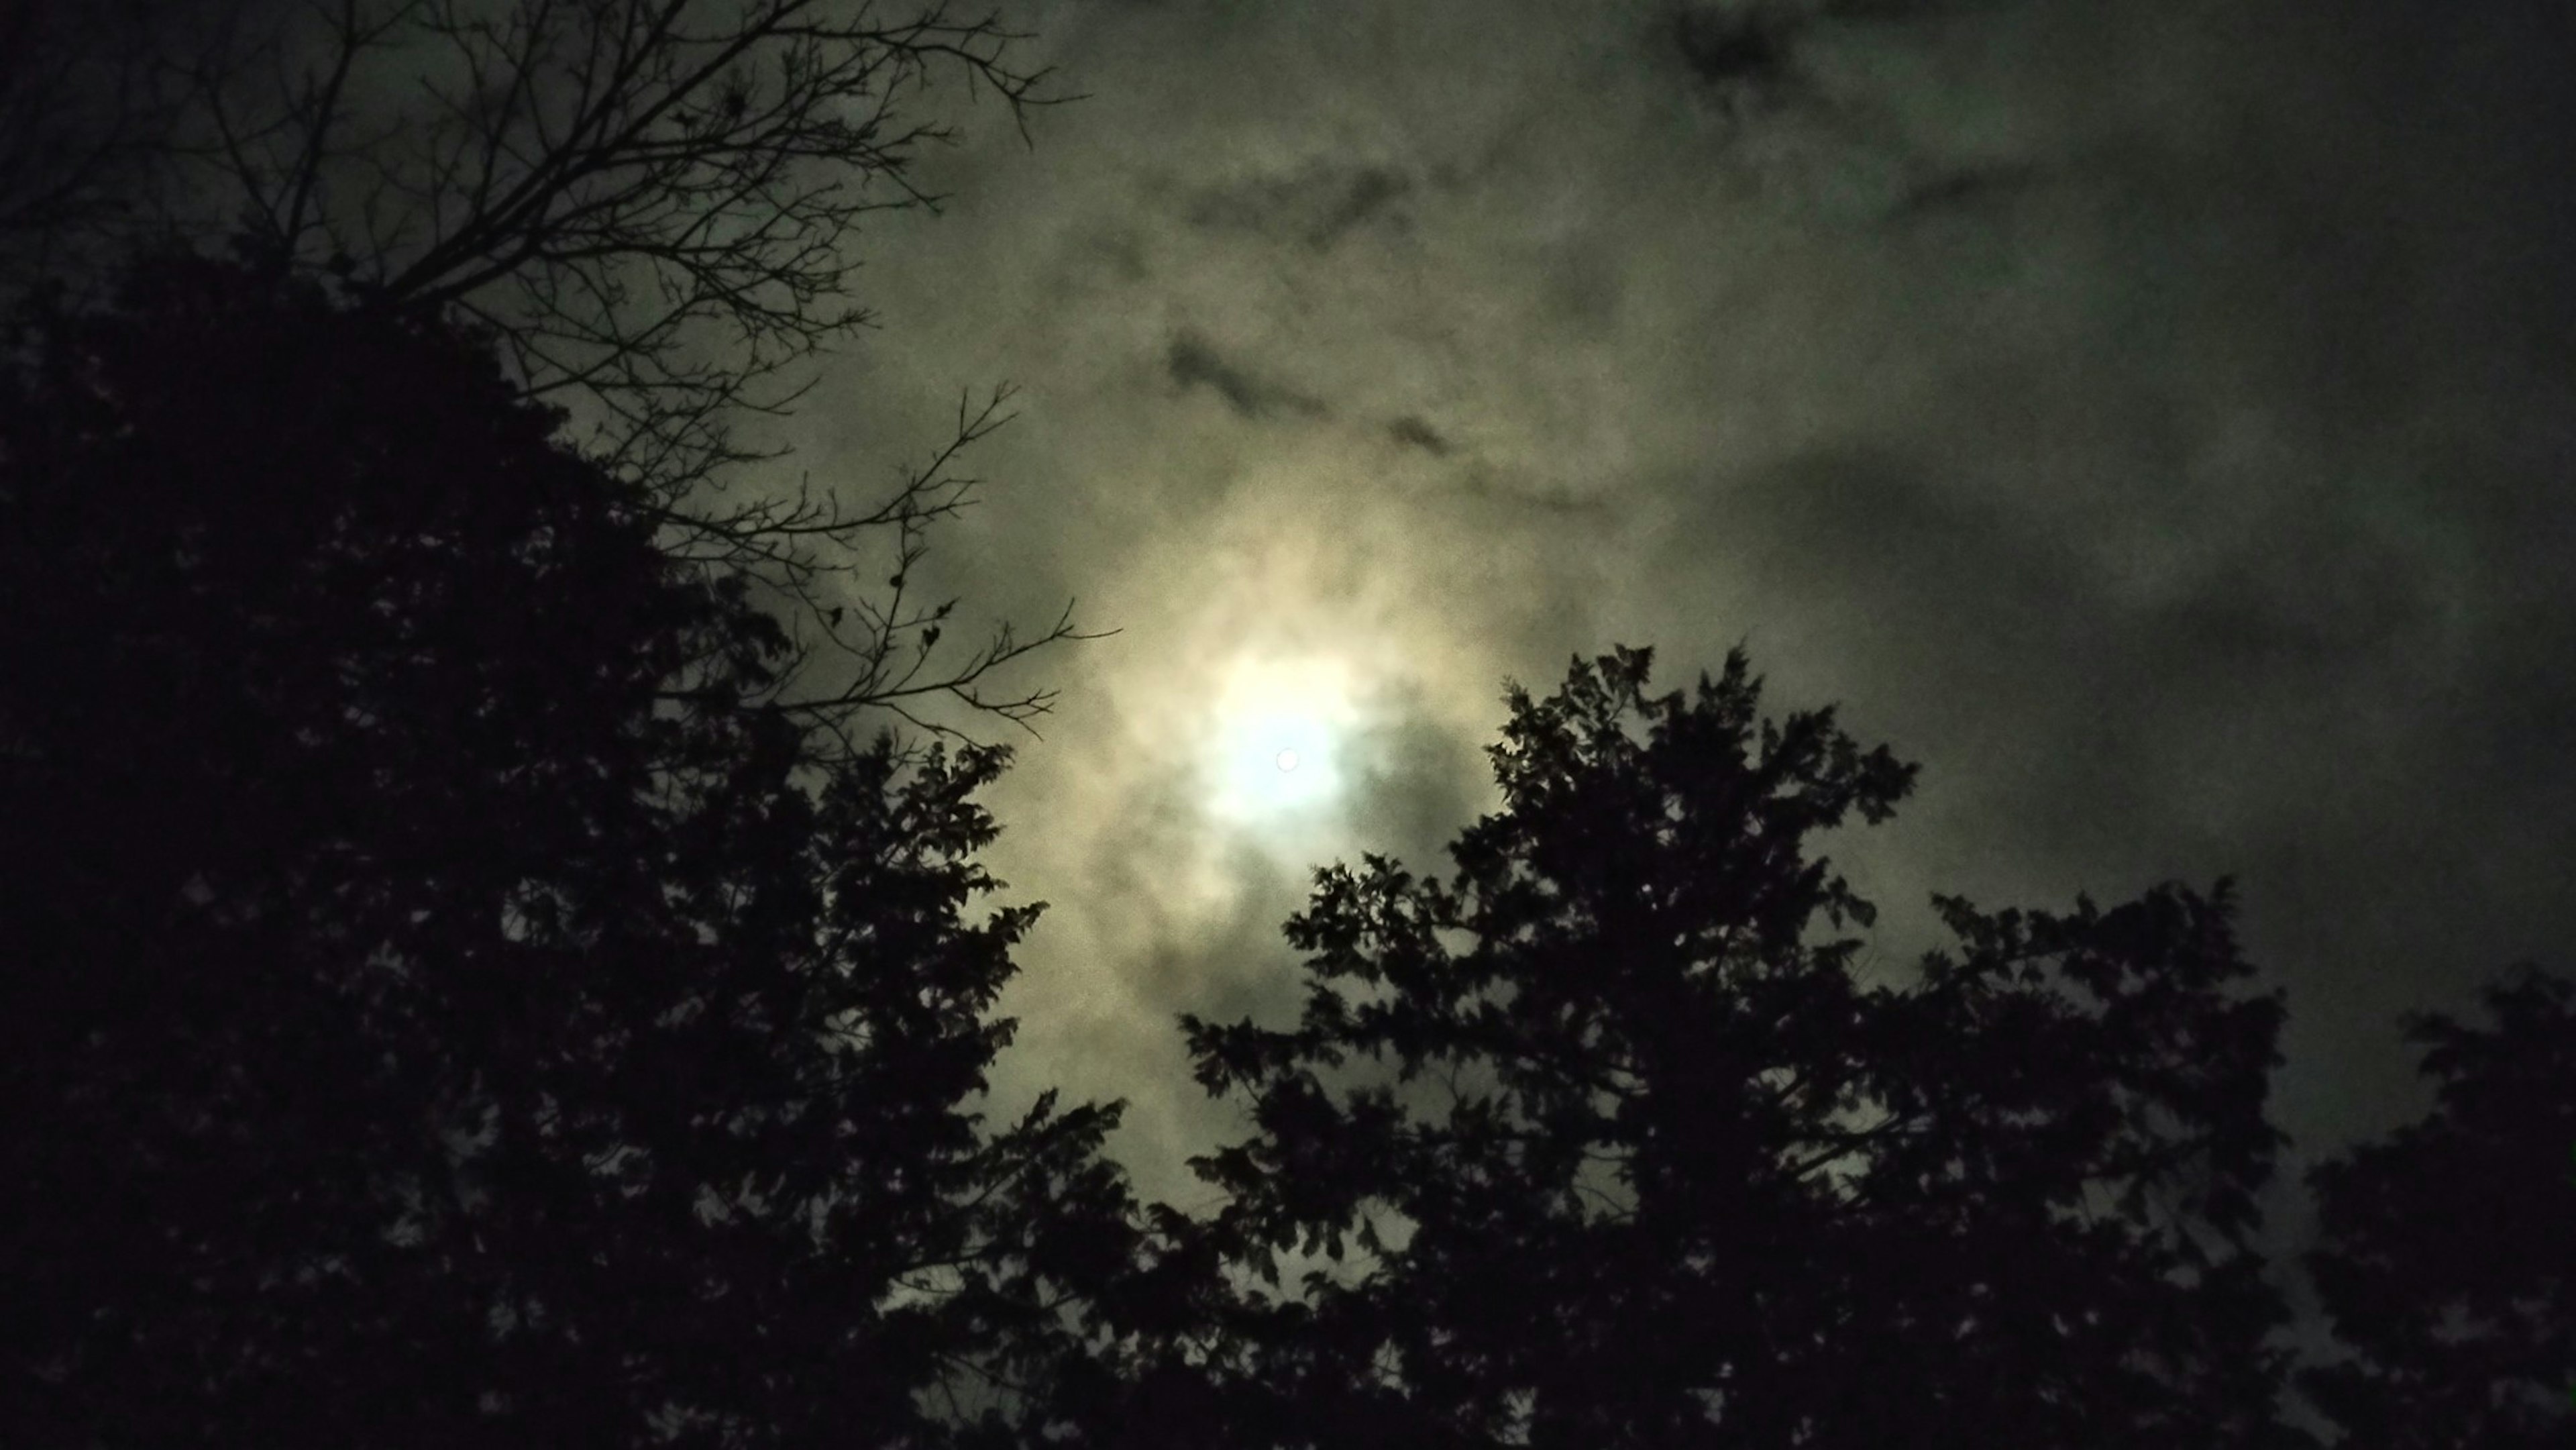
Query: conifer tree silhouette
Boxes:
[
  {"xmin": 1176, "ymin": 646, "xmax": 2315, "ymax": 1449},
  {"xmin": 0, "ymin": 258, "xmax": 1138, "ymax": 1448},
  {"xmin": 2302, "ymin": 963, "xmax": 2576, "ymax": 1450}
]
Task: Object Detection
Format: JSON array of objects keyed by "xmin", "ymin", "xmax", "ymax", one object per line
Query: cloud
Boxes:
[
  {"xmin": 1179, "ymin": 161, "xmax": 1415, "ymax": 250},
  {"xmin": 1387, "ymin": 414, "xmax": 1452, "ymax": 455},
  {"xmin": 1880, "ymin": 160, "xmax": 2047, "ymax": 223},
  {"xmin": 1165, "ymin": 329, "xmax": 1330, "ymax": 420},
  {"xmin": 1672, "ymin": 5, "xmax": 1800, "ymax": 91}
]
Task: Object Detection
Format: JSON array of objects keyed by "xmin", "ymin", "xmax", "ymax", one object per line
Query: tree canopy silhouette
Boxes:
[
  {"xmin": 0, "ymin": 258, "xmax": 1139, "ymax": 1448},
  {"xmin": 1173, "ymin": 645, "xmax": 2315, "ymax": 1449},
  {"xmin": 2301, "ymin": 962, "xmax": 2576, "ymax": 1450},
  {"xmin": 2, "ymin": 0, "xmax": 1102, "ymax": 748},
  {"xmin": 15, "ymin": 0, "xmax": 1061, "ymax": 474}
]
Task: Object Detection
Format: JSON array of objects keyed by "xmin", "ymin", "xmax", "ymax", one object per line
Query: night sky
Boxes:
[{"xmin": 760, "ymin": 0, "xmax": 2576, "ymax": 1399}]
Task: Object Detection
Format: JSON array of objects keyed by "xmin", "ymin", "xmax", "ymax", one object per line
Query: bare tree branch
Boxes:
[
  {"xmin": 28, "ymin": 0, "xmax": 1101, "ymax": 751},
  {"xmin": 645, "ymin": 384, "xmax": 1118, "ymax": 755},
  {"xmin": 168, "ymin": 0, "xmax": 1077, "ymax": 490},
  {"xmin": 0, "ymin": 1, "xmax": 204, "ymax": 293}
]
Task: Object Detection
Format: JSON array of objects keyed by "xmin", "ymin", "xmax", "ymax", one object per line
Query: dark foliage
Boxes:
[
  {"xmin": 0, "ymin": 229, "xmax": 2517, "ymax": 1450},
  {"xmin": 2302, "ymin": 964, "xmax": 2576, "ymax": 1450},
  {"xmin": 0, "ymin": 259, "xmax": 1136, "ymax": 1447},
  {"xmin": 11, "ymin": 0, "xmax": 1067, "ymax": 482},
  {"xmin": 2, "ymin": 0, "xmax": 1102, "ymax": 750},
  {"xmin": 1175, "ymin": 646, "xmax": 2314, "ymax": 1449}
]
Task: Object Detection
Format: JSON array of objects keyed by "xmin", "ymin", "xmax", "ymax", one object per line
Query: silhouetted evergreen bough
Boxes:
[
  {"xmin": 2302, "ymin": 964, "xmax": 2576, "ymax": 1450},
  {"xmin": 1175, "ymin": 646, "xmax": 2316, "ymax": 1449},
  {"xmin": 0, "ymin": 258, "xmax": 1140, "ymax": 1448}
]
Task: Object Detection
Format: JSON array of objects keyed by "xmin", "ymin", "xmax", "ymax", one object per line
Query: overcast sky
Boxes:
[{"xmin": 772, "ymin": 0, "xmax": 2576, "ymax": 1409}]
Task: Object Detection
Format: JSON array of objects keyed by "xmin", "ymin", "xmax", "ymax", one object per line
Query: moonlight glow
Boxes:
[{"xmin": 1205, "ymin": 656, "xmax": 1358, "ymax": 823}]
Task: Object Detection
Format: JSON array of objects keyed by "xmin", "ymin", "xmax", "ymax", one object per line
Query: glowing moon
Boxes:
[{"xmin": 1205, "ymin": 656, "xmax": 1356, "ymax": 823}]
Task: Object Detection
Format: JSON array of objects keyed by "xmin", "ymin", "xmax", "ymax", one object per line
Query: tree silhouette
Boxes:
[
  {"xmin": 0, "ymin": 2, "xmax": 191, "ymax": 288},
  {"xmin": 0, "ymin": 258, "xmax": 1138, "ymax": 1447},
  {"xmin": 1175, "ymin": 646, "xmax": 2315, "ymax": 1449},
  {"xmin": 8, "ymin": 0, "xmax": 1102, "ymax": 747},
  {"xmin": 2301, "ymin": 963, "xmax": 2576, "ymax": 1450},
  {"xmin": 27, "ymin": 0, "xmax": 1057, "ymax": 474}
]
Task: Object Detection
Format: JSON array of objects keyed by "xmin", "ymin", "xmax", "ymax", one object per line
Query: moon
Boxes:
[{"xmin": 1204, "ymin": 655, "xmax": 1356, "ymax": 824}]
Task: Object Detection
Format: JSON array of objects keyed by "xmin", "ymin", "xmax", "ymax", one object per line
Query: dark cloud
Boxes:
[
  {"xmin": 1450, "ymin": 465, "xmax": 1613, "ymax": 519},
  {"xmin": 1671, "ymin": 6, "xmax": 1799, "ymax": 90},
  {"xmin": 1179, "ymin": 161, "xmax": 1413, "ymax": 250},
  {"xmin": 1165, "ymin": 330, "xmax": 1328, "ymax": 419},
  {"xmin": 1882, "ymin": 160, "xmax": 2046, "ymax": 222},
  {"xmin": 1387, "ymin": 414, "xmax": 1452, "ymax": 455}
]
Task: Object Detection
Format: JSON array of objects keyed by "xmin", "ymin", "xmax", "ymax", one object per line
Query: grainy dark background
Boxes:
[{"xmin": 46, "ymin": 0, "xmax": 2561, "ymax": 1431}]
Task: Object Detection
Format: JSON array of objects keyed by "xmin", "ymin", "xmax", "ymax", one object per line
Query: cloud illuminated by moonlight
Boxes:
[{"xmin": 1202, "ymin": 653, "xmax": 1360, "ymax": 824}]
